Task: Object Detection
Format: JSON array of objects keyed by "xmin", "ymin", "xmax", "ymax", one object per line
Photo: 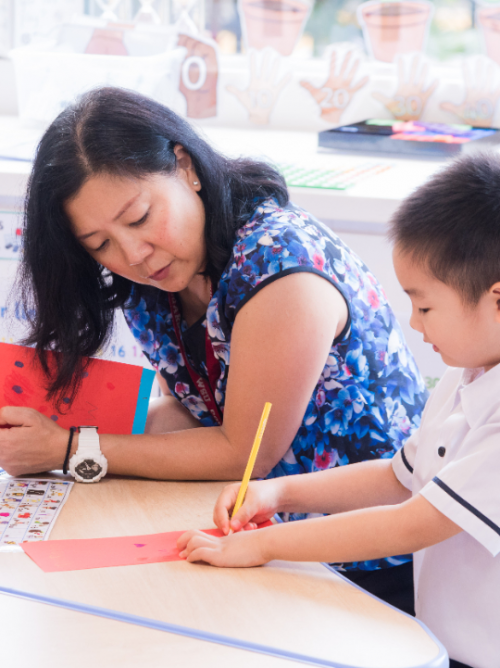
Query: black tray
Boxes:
[{"xmin": 318, "ymin": 120, "xmax": 500, "ymax": 158}]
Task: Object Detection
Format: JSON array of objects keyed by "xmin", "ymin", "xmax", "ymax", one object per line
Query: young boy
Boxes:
[{"xmin": 178, "ymin": 153, "xmax": 500, "ymax": 668}]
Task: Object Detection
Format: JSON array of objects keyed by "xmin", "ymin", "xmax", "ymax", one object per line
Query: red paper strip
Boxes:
[
  {"xmin": 21, "ymin": 522, "xmax": 273, "ymax": 572},
  {"xmin": 0, "ymin": 342, "xmax": 152, "ymax": 434}
]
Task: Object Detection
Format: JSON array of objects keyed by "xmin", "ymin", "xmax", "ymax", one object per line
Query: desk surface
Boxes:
[
  {"xmin": 0, "ymin": 115, "xmax": 445, "ymax": 231},
  {"xmin": 0, "ymin": 476, "xmax": 445, "ymax": 668}
]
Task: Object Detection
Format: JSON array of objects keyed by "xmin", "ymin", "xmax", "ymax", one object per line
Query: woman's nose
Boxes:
[{"xmin": 122, "ymin": 239, "xmax": 152, "ymax": 267}]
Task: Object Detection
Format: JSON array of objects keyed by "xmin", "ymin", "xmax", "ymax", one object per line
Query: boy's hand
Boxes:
[
  {"xmin": 214, "ymin": 479, "xmax": 284, "ymax": 535},
  {"xmin": 177, "ymin": 528, "xmax": 270, "ymax": 568}
]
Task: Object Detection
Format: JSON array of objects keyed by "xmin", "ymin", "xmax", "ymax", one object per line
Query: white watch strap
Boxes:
[{"xmin": 77, "ymin": 426, "xmax": 100, "ymax": 454}]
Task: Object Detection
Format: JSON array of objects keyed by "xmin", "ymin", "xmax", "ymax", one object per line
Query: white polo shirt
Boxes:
[{"xmin": 392, "ymin": 363, "xmax": 500, "ymax": 668}]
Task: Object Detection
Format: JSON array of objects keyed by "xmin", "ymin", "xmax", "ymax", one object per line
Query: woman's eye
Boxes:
[
  {"xmin": 92, "ymin": 240, "xmax": 109, "ymax": 253},
  {"xmin": 130, "ymin": 211, "xmax": 149, "ymax": 227}
]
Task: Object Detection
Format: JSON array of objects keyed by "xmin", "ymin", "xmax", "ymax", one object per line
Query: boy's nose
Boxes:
[{"xmin": 409, "ymin": 310, "xmax": 424, "ymax": 334}]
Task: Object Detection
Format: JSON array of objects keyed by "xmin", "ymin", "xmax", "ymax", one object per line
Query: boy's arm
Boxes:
[
  {"xmin": 179, "ymin": 488, "xmax": 462, "ymax": 568},
  {"xmin": 215, "ymin": 459, "xmax": 412, "ymax": 534},
  {"xmin": 260, "ymin": 493, "xmax": 462, "ymax": 564},
  {"xmin": 279, "ymin": 459, "xmax": 412, "ymax": 514}
]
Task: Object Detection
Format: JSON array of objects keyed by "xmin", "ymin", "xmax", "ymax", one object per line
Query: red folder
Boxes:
[{"xmin": 0, "ymin": 343, "xmax": 155, "ymax": 434}]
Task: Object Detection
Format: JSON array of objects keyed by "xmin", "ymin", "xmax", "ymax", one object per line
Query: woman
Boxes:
[{"xmin": 0, "ymin": 87, "xmax": 427, "ymax": 611}]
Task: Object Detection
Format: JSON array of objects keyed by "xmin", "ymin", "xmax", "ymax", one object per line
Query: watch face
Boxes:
[{"xmin": 74, "ymin": 459, "xmax": 103, "ymax": 480}]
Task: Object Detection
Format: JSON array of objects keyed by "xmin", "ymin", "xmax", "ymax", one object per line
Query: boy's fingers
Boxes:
[
  {"xmin": 186, "ymin": 547, "xmax": 217, "ymax": 564},
  {"xmin": 213, "ymin": 485, "xmax": 239, "ymax": 533},
  {"xmin": 230, "ymin": 517, "xmax": 242, "ymax": 532},
  {"xmin": 184, "ymin": 534, "xmax": 218, "ymax": 561},
  {"xmin": 213, "ymin": 500, "xmax": 231, "ymax": 534},
  {"xmin": 230, "ymin": 501, "xmax": 257, "ymax": 532},
  {"xmin": 241, "ymin": 522, "xmax": 258, "ymax": 531},
  {"xmin": 176, "ymin": 530, "xmax": 199, "ymax": 551}
]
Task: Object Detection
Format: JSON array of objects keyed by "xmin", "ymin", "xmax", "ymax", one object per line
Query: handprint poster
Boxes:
[
  {"xmin": 0, "ymin": 343, "xmax": 155, "ymax": 434},
  {"xmin": 300, "ymin": 49, "xmax": 369, "ymax": 126},
  {"xmin": 372, "ymin": 54, "xmax": 437, "ymax": 121},
  {"xmin": 177, "ymin": 31, "xmax": 219, "ymax": 118},
  {"xmin": 440, "ymin": 56, "xmax": 500, "ymax": 128},
  {"xmin": 227, "ymin": 48, "xmax": 292, "ymax": 125}
]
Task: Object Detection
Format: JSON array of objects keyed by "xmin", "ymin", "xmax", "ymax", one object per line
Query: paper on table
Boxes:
[{"xmin": 21, "ymin": 521, "xmax": 273, "ymax": 572}]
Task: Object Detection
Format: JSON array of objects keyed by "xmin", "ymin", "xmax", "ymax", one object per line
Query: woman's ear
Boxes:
[
  {"xmin": 490, "ymin": 282, "xmax": 500, "ymax": 323},
  {"xmin": 173, "ymin": 144, "xmax": 201, "ymax": 191}
]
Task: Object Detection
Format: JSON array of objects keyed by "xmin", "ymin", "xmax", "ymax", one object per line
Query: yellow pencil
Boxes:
[{"xmin": 231, "ymin": 402, "xmax": 272, "ymax": 520}]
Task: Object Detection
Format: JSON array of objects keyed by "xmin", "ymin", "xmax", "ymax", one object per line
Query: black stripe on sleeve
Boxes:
[
  {"xmin": 401, "ymin": 446, "xmax": 414, "ymax": 474},
  {"xmin": 432, "ymin": 477, "xmax": 500, "ymax": 537}
]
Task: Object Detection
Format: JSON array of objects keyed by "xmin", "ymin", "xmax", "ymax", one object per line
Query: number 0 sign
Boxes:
[{"xmin": 178, "ymin": 33, "xmax": 219, "ymax": 119}]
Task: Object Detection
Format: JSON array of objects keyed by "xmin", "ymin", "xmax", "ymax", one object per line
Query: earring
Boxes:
[{"xmin": 193, "ymin": 181, "xmax": 199, "ymax": 186}]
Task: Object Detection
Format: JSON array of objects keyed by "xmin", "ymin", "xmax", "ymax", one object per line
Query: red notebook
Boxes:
[{"xmin": 0, "ymin": 343, "xmax": 155, "ymax": 434}]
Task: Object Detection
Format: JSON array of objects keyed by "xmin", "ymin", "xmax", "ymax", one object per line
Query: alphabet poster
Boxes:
[{"xmin": 0, "ymin": 343, "xmax": 155, "ymax": 434}]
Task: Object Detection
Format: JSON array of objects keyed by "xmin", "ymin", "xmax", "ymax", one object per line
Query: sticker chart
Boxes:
[
  {"xmin": 0, "ymin": 477, "xmax": 73, "ymax": 551},
  {"xmin": 278, "ymin": 162, "xmax": 392, "ymax": 190}
]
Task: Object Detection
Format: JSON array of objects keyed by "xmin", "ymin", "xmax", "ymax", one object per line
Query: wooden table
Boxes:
[{"xmin": 0, "ymin": 476, "xmax": 447, "ymax": 667}]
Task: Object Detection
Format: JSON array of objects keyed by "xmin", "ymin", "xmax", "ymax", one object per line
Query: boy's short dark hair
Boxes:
[{"xmin": 389, "ymin": 152, "xmax": 500, "ymax": 304}]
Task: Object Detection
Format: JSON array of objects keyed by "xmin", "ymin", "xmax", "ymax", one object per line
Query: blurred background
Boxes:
[{"xmin": 0, "ymin": 0, "xmax": 485, "ymax": 61}]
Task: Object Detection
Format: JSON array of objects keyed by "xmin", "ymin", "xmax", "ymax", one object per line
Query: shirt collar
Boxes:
[{"xmin": 458, "ymin": 363, "xmax": 500, "ymax": 428}]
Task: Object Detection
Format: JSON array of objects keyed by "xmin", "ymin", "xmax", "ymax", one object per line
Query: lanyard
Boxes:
[{"xmin": 167, "ymin": 291, "xmax": 223, "ymax": 426}]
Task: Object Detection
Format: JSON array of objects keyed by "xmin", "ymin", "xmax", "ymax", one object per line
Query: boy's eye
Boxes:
[{"xmin": 419, "ymin": 308, "xmax": 430, "ymax": 314}]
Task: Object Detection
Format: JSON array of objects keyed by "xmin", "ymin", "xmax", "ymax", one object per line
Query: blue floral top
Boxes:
[{"xmin": 124, "ymin": 199, "xmax": 428, "ymax": 572}]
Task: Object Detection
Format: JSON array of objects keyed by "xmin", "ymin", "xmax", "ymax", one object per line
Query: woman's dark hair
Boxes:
[
  {"xmin": 389, "ymin": 152, "xmax": 500, "ymax": 306},
  {"xmin": 18, "ymin": 86, "xmax": 288, "ymax": 404}
]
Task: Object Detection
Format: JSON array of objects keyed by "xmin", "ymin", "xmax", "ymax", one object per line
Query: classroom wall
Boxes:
[{"xmin": 0, "ymin": 60, "xmax": 17, "ymax": 116}]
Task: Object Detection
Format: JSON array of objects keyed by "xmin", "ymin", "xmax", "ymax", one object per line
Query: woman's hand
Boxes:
[
  {"xmin": 214, "ymin": 478, "xmax": 285, "ymax": 534},
  {"xmin": 177, "ymin": 527, "xmax": 270, "ymax": 568},
  {"xmin": 0, "ymin": 406, "xmax": 69, "ymax": 476}
]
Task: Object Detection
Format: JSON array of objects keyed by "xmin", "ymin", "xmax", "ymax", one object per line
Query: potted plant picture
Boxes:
[{"xmin": 357, "ymin": 0, "xmax": 434, "ymax": 62}]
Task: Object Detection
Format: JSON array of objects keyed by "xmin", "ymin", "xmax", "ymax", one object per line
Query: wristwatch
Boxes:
[{"xmin": 68, "ymin": 426, "xmax": 108, "ymax": 483}]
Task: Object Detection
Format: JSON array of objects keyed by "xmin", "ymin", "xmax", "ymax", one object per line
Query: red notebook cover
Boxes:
[{"xmin": 0, "ymin": 342, "xmax": 154, "ymax": 434}]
